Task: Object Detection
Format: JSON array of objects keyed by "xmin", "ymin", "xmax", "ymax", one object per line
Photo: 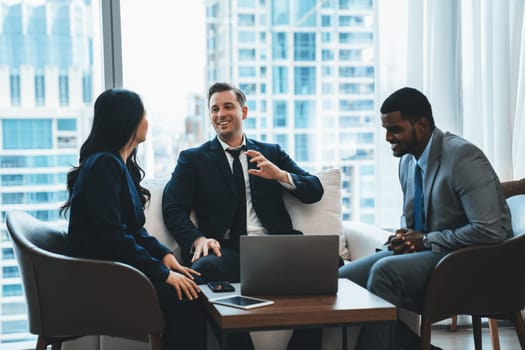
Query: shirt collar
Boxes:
[
  {"xmin": 217, "ymin": 134, "xmax": 246, "ymax": 152},
  {"xmin": 415, "ymin": 131, "xmax": 434, "ymax": 173}
]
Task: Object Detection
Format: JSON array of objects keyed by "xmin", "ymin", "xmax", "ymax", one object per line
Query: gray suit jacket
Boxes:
[{"xmin": 399, "ymin": 128, "xmax": 512, "ymax": 252}]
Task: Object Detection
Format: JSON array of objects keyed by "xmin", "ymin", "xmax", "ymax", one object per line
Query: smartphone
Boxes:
[{"xmin": 208, "ymin": 281, "xmax": 235, "ymax": 293}]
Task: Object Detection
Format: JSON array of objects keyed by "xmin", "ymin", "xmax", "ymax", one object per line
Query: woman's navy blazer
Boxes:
[{"xmin": 66, "ymin": 152, "xmax": 171, "ymax": 284}]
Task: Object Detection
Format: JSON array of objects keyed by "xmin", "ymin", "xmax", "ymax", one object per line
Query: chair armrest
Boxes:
[
  {"xmin": 343, "ymin": 221, "xmax": 392, "ymax": 261},
  {"xmin": 32, "ymin": 250, "xmax": 163, "ymax": 338},
  {"xmin": 422, "ymin": 234, "xmax": 525, "ymax": 317},
  {"xmin": 502, "ymin": 178, "xmax": 525, "ymax": 198}
]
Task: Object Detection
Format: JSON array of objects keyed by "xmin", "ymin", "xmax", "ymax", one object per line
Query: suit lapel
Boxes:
[
  {"xmin": 208, "ymin": 137, "xmax": 236, "ymax": 193},
  {"xmin": 246, "ymin": 138, "xmax": 259, "ymax": 171},
  {"xmin": 246, "ymin": 138, "xmax": 260, "ymax": 191},
  {"xmin": 424, "ymin": 128, "xmax": 443, "ymax": 222}
]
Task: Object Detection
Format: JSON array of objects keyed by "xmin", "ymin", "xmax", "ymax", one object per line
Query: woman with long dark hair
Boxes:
[{"xmin": 62, "ymin": 88, "xmax": 203, "ymax": 349}]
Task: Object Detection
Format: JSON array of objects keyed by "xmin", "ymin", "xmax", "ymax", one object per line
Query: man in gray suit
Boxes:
[{"xmin": 339, "ymin": 87, "xmax": 512, "ymax": 350}]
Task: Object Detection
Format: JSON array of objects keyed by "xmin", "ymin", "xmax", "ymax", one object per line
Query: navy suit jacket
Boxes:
[
  {"xmin": 162, "ymin": 137, "xmax": 324, "ymax": 259},
  {"xmin": 65, "ymin": 152, "xmax": 171, "ymax": 284}
]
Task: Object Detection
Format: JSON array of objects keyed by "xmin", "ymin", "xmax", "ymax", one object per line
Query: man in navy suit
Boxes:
[{"xmin": 162, "ymin": 82, "xmax": 324, "ymax": 350}]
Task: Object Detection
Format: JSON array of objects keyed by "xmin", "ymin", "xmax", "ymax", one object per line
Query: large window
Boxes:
[
  {"xmin": 294, "ymin": 67, "xmax": 316, "ymax": 94},
  {"xmin": 239, "ymin": 31, "xmax": 256, "ymax": 43},
  {"xmin": 35, "ymin": 74, "xmax": 45, "ymax": 105},
  {"xmin": 295, "ymin": 134, "xmax": 315, "ymax": 162},
  {"xmin": 294, "ymin": 100, "xmax": 316, "ymax": 128},
  {"xmin": 2, "ymin": 120, "xmax": 53, "ymax": 150},
  {"xmin": 120, "ymin": 2, "xmax": 206, "ymax": 177},
  {"xmin": 1, "ymin": 1, "xmax": 380, "ymax": 348},
  {"xmin": 273, "ymin": 101, "xmax": 288, "ymax": 127},
  {"xmin": 272, "ymin": 32, "xmax": 288, "ymax": 59},
  {"xmin": 272, "ymin": 66, "xmax": 289, "ymax": 93},
  {"xmin": 294, "ymin": 0, "xmax": 316, "ymax": 27},
  {"xmin": 9, "ymin": 73, "xmax": 20, "ymax": 106},
  {"xmin": 58, "ymin": 74, "xmax": 69, "ymax": 106},
  {"xmin": 0, "ymin": 1, "xmax": 100, "ymax": 348},
  {"xmin": 294, "ymin": 32, "xmax": 316, "ymax": 61},
  {"xmin": 119, "ymin": 0, "xmax": 377, "ymax": 223},
  {"xmin": 272, "ymin": 0, "xmax": 290, "ymax": 25}
]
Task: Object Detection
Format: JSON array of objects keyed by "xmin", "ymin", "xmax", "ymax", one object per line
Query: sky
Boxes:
[{"xmin": 120, "ymin": 1, "xmax": 206, "ymax": 129}]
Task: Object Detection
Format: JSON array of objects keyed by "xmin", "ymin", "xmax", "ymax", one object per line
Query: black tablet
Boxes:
[{"xmin": 209, "ymin": 295, "xmax": 274, "ymax": 310}]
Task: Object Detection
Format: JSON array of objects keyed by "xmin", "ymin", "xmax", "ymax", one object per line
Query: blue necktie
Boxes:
[
  {"xmin": 413, "ymin": 164, "xmax": 425, "ymax": 232},
  {"xmin": 226, "ymin": 148, "xmax": 247, "ymax": 249}
]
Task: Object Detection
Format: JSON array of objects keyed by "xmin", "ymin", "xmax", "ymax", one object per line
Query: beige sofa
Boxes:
[{"xmin": 63, "ymin": 169, "xmax": 395, "ymax": 350}]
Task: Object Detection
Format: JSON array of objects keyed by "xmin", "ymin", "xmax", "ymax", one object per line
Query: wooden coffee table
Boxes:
[{"xmin": 200, "ymin": 278, "xmax": 396, "ymax": 349}]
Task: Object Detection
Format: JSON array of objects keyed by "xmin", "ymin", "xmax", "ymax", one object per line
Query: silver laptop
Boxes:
[{"xmin": 240, "ymin": 235, "xmax": 339, "ymax": 296}]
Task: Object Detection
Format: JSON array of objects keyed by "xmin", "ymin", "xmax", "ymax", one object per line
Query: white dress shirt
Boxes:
[{"xmin": 217, "ymin": 136, "xmax": 296, "ymax": 236}]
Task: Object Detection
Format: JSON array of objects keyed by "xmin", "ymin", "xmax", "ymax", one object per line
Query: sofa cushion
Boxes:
[
  {"xmin": 143, "ymin": 178, "xmax": 182, "ymax": 257},
  {"xmin": 283, "ymin": 168, "xmax": 348, "ymax": 259},
  {"xmin": 143, "ymin": 168, "xmax": 347, "ymax": 259}
]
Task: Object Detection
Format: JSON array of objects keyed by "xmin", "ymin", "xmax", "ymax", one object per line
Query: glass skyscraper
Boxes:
[
  {"xmin": 205, "ymin": 0, "xmax": 376, "ymax": 222},
  {"xmin": 0, "ymin": 0, "xmax": 95, "ymax": 347},
  {"xmin": 1, "ymin": 0, "xmax": 377, "ymax": 347}
]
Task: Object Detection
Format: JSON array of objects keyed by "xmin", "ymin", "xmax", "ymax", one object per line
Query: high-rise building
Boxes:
[
  {"xmin": 0, "ymin": 0, "xmax": 95, "ymax": 347},
  {"xmin": 1, "ymin": 0, "xmax": 376, "ymax": 347},
  {"xmin": 204, "ymin": 0, "xmax": 375, "ymax": 222}
]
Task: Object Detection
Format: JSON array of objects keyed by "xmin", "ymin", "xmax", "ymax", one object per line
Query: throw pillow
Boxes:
[
  {"xmin": 283, "ymin": 168, "xmax": 348, "ymax": 259},
  {"xmin": 143, "ymin": 178, "xmax": 182, "ymax": 256}
]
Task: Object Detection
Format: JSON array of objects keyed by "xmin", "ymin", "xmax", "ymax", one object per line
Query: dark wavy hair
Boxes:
[{"xmin": 61, "ymin": 88, "xmax": 150, "ymax": 215}]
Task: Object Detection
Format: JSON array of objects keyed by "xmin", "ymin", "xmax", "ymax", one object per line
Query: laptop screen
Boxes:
[{"xmin": 240, "ymin": 235, "xmax": 339, "ymax": 296}]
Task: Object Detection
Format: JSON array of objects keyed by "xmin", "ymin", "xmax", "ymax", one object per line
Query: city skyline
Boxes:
[
  {"xmin": 1, "ymin": 0, "xmax": 377, "ymax": 348},
  {"xmin": 204, "ymin": 0, "xmax": 376, "ymax": 222},
  {"xmin": 0, "ymin": 1, "xmax": 95, "ymax": 347}
]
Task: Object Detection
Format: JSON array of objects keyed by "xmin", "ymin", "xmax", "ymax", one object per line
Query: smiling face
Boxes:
[
  {"xmin": 209, "ymin": 90, "xmax": 247, "ymax": 147},
  {"xmin": 381, "ymin": 111, "xmax": 429, "ymax": 159}
]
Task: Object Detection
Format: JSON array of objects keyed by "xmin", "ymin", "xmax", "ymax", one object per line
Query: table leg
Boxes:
[{"xmin": 342, "ymin": 326, "xmax": 347, "ymax": 349}]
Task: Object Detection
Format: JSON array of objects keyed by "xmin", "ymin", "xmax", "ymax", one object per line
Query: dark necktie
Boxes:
[
  {"xmin": 226, "ymin": 148, "xmax": 247, "ymax": 249},
  {"xmin": 413, "ymin": 164, "xmax": 425, "ymax": 232}
]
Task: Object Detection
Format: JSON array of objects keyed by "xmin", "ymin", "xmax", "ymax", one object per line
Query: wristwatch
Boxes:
[{"xmin": 422, "ymin": 234, "xmax": 431, "ymax": 249}]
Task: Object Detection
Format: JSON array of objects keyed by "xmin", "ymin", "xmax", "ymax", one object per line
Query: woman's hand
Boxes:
[
  {"xmin": 162, "ymin": 253, "xmax": 201, "ymax": 280},
  {"xmin": 162, "ymin": 253, "xmax": 201, "ymax": 300},
  {"xmin": 165, "ymin": 271, "xmax": 200, "ymax": 301}
]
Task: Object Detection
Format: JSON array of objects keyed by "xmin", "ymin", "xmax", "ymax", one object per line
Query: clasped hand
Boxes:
[
  {"xmin": 163, "ymin": 253, "xmax": 201, "ymax": 301},
  {"xmin": 387, "ymin": 228, "xmax": 425, "ymax": 254}
]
